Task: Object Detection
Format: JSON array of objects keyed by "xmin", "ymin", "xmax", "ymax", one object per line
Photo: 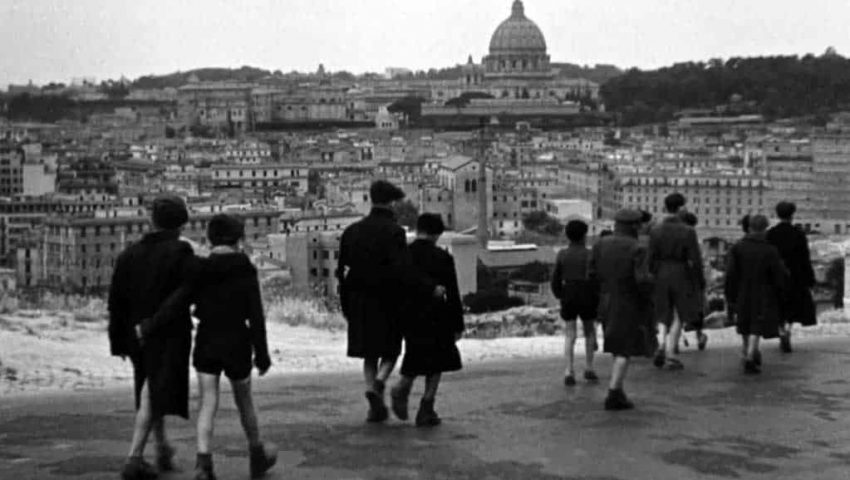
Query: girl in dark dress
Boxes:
[
  {"xmin": 725, "ymin": 215, "xmax": 788, "ymax": 374},
  {"xmin": 390, "ymin": 214, "xmax": 464, "ymax": 427}
]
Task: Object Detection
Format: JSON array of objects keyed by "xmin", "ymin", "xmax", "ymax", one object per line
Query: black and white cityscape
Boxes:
[{"xmin": 2, "ymin": 1, "xmax": 850, "ymax": 479}]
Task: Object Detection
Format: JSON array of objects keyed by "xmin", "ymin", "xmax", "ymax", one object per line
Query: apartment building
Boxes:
[{"xmin": 209, "ymin": 164, "xmax": 310, "ymax": 195}]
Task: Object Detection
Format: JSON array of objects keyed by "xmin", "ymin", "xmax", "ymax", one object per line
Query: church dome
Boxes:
[{"xmin": 489, "ymin": 1, "xmax": 547, "ymax": 54}]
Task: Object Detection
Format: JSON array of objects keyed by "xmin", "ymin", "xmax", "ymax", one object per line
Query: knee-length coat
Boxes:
[
  {"xmin": 766, "ymin": 222, "xmax": 817, "ymax": 326},
  {"xmin": 590, "ymin": 228, "xmax": 655, "ymax": 358},
  {"xmin": 108, "ymin": 230, "xmax": 196, "ymax": 419},
  {"xmin": 400, "ymin": 239, "xmax": 464, "ymax": 376},
  {"xmin": 336, "ymin": 207, "xmax": 435, "ymax": 359},
  {"xmin": 725, "ymin": 233, "xmax": 788, "ymax": 338}
]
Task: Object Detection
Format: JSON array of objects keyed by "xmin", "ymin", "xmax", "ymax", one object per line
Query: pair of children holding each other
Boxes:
[
  {"xmin": 111, "ymin": 198, "xmax": 276, "ymax": 480},
  {"xmin": 552, "ymin": 211, "xmax": 655, "ymax": 410},
  {"xmin": 336, "ymin": 182, "xmax": 464, "ymax": 427}
]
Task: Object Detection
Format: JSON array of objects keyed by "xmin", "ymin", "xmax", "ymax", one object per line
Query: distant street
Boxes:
[{"xmin": 2, "ymin": 336, "xmax": 850, "ymax": 479}]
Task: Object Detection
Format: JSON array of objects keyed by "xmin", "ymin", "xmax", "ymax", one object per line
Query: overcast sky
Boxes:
[{"xmin": 2, "ymin": 0, "xmax": 849, "ymax": 86}]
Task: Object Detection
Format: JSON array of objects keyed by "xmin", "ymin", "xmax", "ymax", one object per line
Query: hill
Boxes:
[{"xmin": 600, "ymin": 50, "xmax": 850, "ymax": 125}]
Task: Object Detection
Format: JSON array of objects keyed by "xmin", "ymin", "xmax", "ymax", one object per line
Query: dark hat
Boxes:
[
  {"xmin": 416, "ymin": 213, "xmax": 445, "ymax": 235},
  {"xmin": 207, "ymin": 214, "xmax": 245, "ymax": 246},
  {"xmin": 614, "ymin": 209, "xmax": 643, "ymax": 224},
  {"xmin": 664, "ymin": 192, "xmax": 687, "ymax": 213},
  {"xmin": 776, "ymin": 201, "xmax": 796, "ymax": 220},
  {"xmin": 151, "ymin": 194, "xmax": 188, "ymax": 230},
  {"xmin": 565, "ymin": 220, "xmax": 589, "ymax": 242},
  {"xmin": 370, "ymin": 180, "xmax": 405, "ymax": 205},
  {"xmin": 680, "ymin": 211, "xmax": 698, "ymax": 227}
]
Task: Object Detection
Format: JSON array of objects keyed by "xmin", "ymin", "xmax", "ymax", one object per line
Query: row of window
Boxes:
[{"xmin": 215, "ymin": 169, "xmax": 303, "ymax": 178}]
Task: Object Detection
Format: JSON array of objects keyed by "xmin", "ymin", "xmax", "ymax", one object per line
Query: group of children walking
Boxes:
[
  {"xmin": 109, "ymin": 196, "xmax": 276, "ymax": 480},
  {"xmin": 108, "ymin": 185, "xmax": 819, "ymax": 478},
  {"xmin": 551, "ymin": 193, "xmax": 818, "ymax": 410}
]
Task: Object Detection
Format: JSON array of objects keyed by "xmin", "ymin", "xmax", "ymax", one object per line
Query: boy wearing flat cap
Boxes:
[
  {"xmin": 108, "ymin": 194, "xmax": 196, "ymax": 479},
  {"xmin": 590, "ymin": 209, "xmax": 653, "ymax": 410},
  {"xmin": 337, "ymin": 181, "xmax": 444, "ymax": 423}
]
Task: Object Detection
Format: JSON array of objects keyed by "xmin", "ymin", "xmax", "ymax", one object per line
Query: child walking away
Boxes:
[
  {"xmin": 390, "ymin": 214, "xmax": 464, "ymax": 427},
  {"xmin": 191, "ymin": 214, "xmax": 276, "ymax": 479},
  {"xmin": 550, "ymin": 220, "xmax": 600, "ymax": 386},
  {"xmin": 590, "ymin": 209, "xmax": 654, "ymax": 410}
]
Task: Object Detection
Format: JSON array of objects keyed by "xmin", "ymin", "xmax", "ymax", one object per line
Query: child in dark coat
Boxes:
[
  {"xmin": 390, "ymin": 213, "xmax": 464, "ymax": 427},
  {"xmin": 190, "ymin": 214, "xmax": 276, "ymax": 480},
  {"xmin": 550, "ymin": 220, "xmax": 599, "ymax": 386}
]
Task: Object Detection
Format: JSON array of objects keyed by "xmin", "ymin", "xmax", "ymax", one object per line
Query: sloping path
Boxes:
[{"xmin": 2, "ymin": 336, "xmax": 850, "ymax": 479}]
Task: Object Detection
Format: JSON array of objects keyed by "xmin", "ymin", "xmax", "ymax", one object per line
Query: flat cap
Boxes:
[
  {"xmin": 370, "ymin": 180, "xmax": 406, "ymax": 204},
  {"xmin": 614, "ymin": 208, "xmax": 643, "ymax": 224},
  {"xmin": 151, "ymin": 194, "xmax": 189, "ymax": 230}
]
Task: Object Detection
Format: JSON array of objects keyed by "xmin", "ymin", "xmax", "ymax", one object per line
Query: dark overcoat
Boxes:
[
  {"xmin": 724, "ymin": 234, "xmax": 787, "ymax": 338},
  {"xmin": 336, "ymin": 207, "xmax": 434, "ymax": 359},
  {"xmin": 766, "ymin": 222, "xmax": 817, "ymax": 326},
  {"xmin": 400, "ymin": 239, "xmax": 464, "ymax": 376},
  {"xmin": 648, "ymin": 216, "xmax": 705, "ymax": 327},
  {"xmin": 108, "ymin": 230, "xmax": 195, "ymax": 419},
  {"xmin": 590, "ymin": 228, "xmax": 654, "ymax": 357}
]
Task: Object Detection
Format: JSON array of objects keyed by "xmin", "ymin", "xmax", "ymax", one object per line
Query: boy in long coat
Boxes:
[
  {"xmin": 337, "ymin": 181, "xmax": 440, "ymax": 423},
  {"xmin": 590, "ymin": 209, "xmax": 654, "ymax": 410},
  {"xmin": 108, "ymin": 195, "xmax": 195, "ymax": 480},
  {"xmin": 725, "ymin": 215, "xmax": 788, "ymax": 374},
  {"xmin": 648, "ymin": 193, "xmax": 704, "ymax": 370},
  {"xmin": 390, "ymin": 214, "xmax": 464, "ymax": 427},
  {"xmin": 766, "ymin": 201, "xmax": 816, "ymax": 353}
]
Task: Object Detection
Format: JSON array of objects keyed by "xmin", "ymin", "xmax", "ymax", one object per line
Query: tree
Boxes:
[
  {"xmin": 387, "ymin": 96, "xmax": 426, "ymax": 125},
  {"xmin": 391, "ymin": 200, "xmax": 419, "ymax": 229},
  {"xmin": 522, "ymin": 211, "xmax": 563, "ymax": 237},
  {"xmin": 444, "ymin": 91, "xmax": 495, "ymax": 108}
]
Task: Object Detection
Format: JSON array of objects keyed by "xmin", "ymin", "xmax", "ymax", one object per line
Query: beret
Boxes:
[
  {"xmin": 370, "ymin": 180, "xmax": 406, "ymax": 204},
  {"xmin": 614, "ymin": 208, "xmax": 643, "ymax": 224}
]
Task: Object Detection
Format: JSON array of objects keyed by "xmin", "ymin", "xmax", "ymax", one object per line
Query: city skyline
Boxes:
[{"xmin": 3, "ymin": 0, "xmax": 850, "ymax": 86}]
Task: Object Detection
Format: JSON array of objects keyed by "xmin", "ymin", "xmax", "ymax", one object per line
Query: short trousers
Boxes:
[
  {"xmin": 193, "ymin": 347, "xmax": 252, "ymax": 381},
  {"xmin": 561, "ymin": 302, "xmax": 599, "ymax": 325}
]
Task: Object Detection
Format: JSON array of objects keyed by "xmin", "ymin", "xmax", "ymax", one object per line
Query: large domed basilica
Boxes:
[
  {"xmin": 428, "ymin": 0, "xmax": 598, "ymax": 107},
  {"xmin": 484, "ymin": 0, "xmax": 552, "ymax": 80}
]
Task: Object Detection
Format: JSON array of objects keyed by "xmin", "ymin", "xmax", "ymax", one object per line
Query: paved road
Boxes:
[{"xmin": 2, "ymin": 336, "xmax": 850, "ymax": 480}]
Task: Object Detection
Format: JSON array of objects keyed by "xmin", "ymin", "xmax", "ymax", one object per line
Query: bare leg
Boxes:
[
  {"xmin": 657, "ymin": 322, "xmax": 669, "ymax": 351},
  {"xmin": 422, "ymin": 373, "xmax": 442, "ymax": 401},
  {"xmin": 584, "ymin": 325, "xmax": 597, "ymax": 372},
  {"xmin": 376, "ymin": 357, "xmax": 397, "ymax": 384},
  {"xmin": 231, "ymin": 376, "xmax": 262, "ymax": 448},
  {"xmin": 609, "ymin": 356, "xmax": 630, "ymax": 391},
  {"xmin": 197, "ymin": 373, "xmax": 221, "ymax": 454},
  {"xmin": 128, "ymin": 381, "xmax": 155, "ymax": 458},
  {"xmin": 563, "ymin": 320, "xmax": 577, "ymax": 376},
  {"xmin": 363, "ymin": 358, "xmax": 378, "ymax": 390},
  {"xmin": 746, "ymin": 335, "xmax": 761, "ymax": 361},
  {"xmin": 665, "ymin": 317, "xmax": 683, "ymax": 359}
]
